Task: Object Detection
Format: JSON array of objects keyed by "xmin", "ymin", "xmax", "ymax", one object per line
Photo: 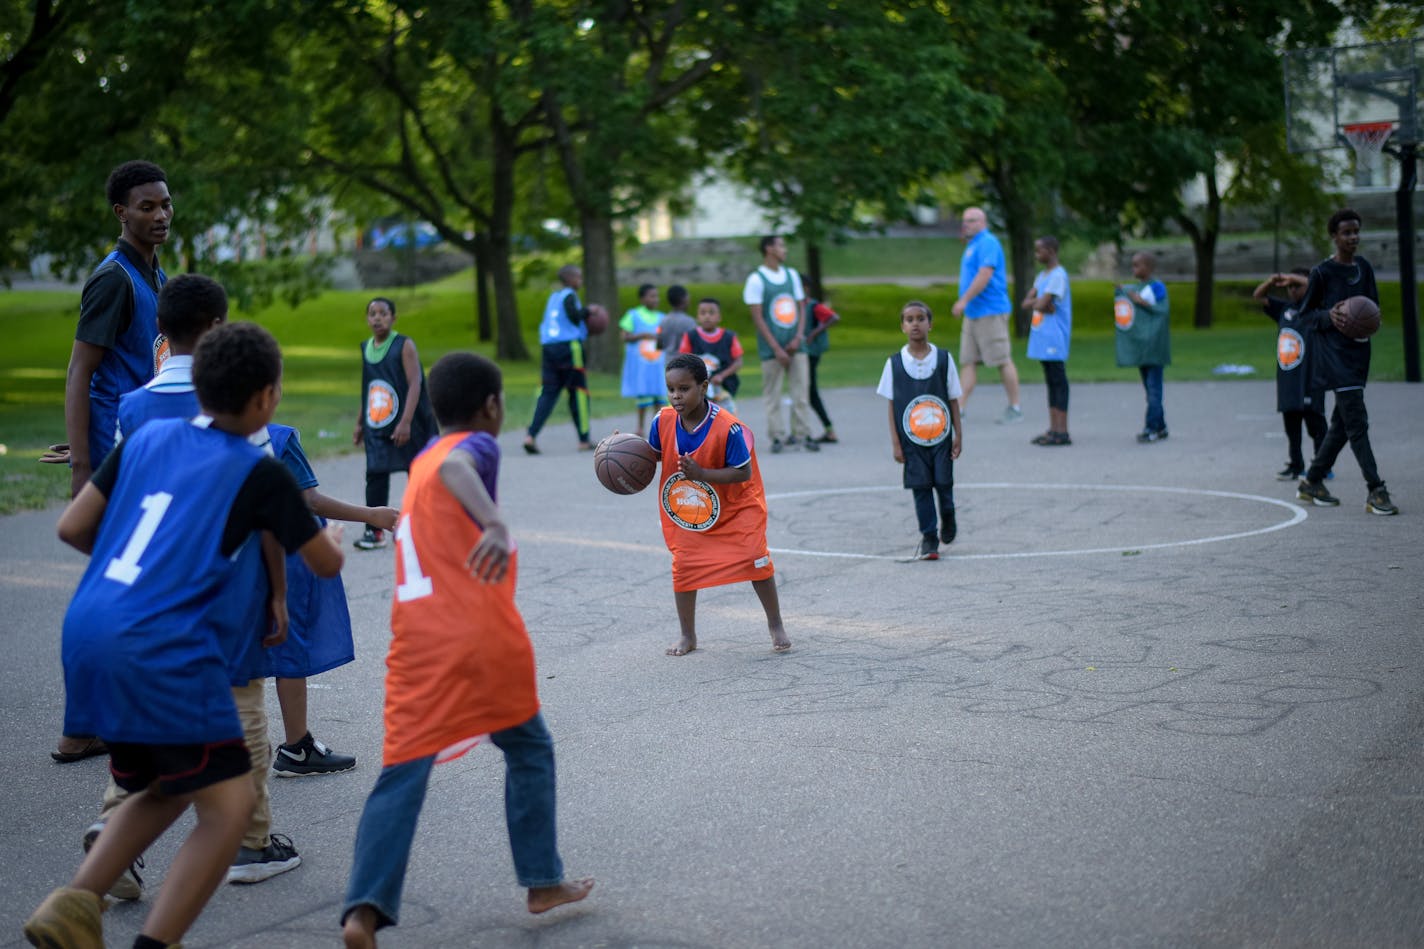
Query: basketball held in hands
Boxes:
[
  {"xmin": 1330, "ymin": 295, "xmax": 1381, "ymax": 340},
  {"xmin": 594, "ymin": 432, "xmax": 658, "ymax": 495}
]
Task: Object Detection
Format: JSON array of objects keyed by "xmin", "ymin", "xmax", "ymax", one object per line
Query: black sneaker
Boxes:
[
  {"xmin": 940, "ymin": 510, "xmax": 957, "ymax": 546},
  {"xmin": 1276, "ymin": 465, "xmax": 1303, "ymax": 481},
  {"xmin": 1135, "ymin": 429, "xmax": 1168, "ymax": 444},
  {"xmin": 354, "ymin": 527, "xmax": 388, "ymax": 550},
  {"xmin": 82, "ymin": 820, "xmax": 143, "ymax": 901},
  {"xmin": 272, "ymin": 733, "xmax": 356, "ymax": 777},
  {"xmin": 771, "ymin": 439, "xmax": 784, "ymax": 454},
  {"xmin": 227, "ymin": 833, "xmax": 301, "ymax": 884},
  {"xmin": 1297, "ymin": 479, "xmax": 1340, "ymax": 507},
  {"xmin": 804, "ymin": 438, "xmax": 820, "ymax": 452},
  {"xmin": 1366, "ymin": 486, "xmax": 1398, "ymax": 515},
  {"xmin": 914, "ymin": 534, "xmax": 939, "ymax": 561}
]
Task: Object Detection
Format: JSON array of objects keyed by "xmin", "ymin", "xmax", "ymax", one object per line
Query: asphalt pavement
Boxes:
[{"xmin": 3, "ymin": 378, "xmax": 1423, "ymax": 948}]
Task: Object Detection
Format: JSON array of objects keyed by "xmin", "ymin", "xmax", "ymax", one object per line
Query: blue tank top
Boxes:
[
  {"xmin": 87, "ymin": 250, "xmax": 167, "ymax": 466},
  {"xmin": 61, "ymin": 419, "xmax": 264, "ymax": 743},
  {"xmin": 117, "ymin": 387, "xmax": 199, "ymax": 440},
  {"xmin": 538, "ymin": 287, "xmax": 586, "ymax": 345}
]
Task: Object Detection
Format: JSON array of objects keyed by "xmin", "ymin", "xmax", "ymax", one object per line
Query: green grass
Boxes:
[{"xmin": 2, "ymin": 270, "xmax": 1418, "ymax": 514}]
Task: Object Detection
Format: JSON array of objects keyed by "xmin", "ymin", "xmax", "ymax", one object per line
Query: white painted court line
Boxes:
[{"xmin": 763, "ymin": 483, "xmax": 1309, "ymax": 562}]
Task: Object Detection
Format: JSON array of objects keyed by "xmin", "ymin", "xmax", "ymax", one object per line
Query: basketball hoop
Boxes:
[{"xmin": 1341, "ymin": 121, "xmax": 1395, "ymax": 162}]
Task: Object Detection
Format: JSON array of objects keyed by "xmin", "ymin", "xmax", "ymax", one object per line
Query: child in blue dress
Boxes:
[{"xmin": 620, "ymin": 283, "xmax": 665, "ymax": 437}]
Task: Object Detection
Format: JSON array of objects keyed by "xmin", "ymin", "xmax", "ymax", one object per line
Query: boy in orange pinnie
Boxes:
[
  {"xmin": 653, "ymin": 352, "xmax": 790, "ymax": 657},
  {"xmin": 341, "ymin": 352, "xmax": 591, "ymax": 948}
]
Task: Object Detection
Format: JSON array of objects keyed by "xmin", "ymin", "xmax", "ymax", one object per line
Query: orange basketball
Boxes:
[
  {"xmin": 586, "ymin": 304, "xmax": 609, "ymax": 336},
  {"xmin": 594, "ymin": 432, "xmax": 659, "ymax": 495}
]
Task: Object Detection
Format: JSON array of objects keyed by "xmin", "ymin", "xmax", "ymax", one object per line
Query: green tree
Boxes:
[{"xmin": 723, "ymin": 0, "xmax": 993, "ymax": 299}]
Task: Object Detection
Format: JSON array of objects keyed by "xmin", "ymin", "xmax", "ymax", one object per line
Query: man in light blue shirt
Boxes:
[{"xmin": 950, "ymin": 207, "xmax": 1022, "ymax": 423}]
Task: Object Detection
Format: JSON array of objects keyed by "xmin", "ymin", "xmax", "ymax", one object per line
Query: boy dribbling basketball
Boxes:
[{"xmin": 341, "ymin": 352, "xmax": 592, "ymax": 948}]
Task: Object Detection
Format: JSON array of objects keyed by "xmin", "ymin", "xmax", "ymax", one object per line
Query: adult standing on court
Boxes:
[
  {"xmin": 1114, "ymin": 251, "xmax": 1172, "ymax": 443},
  {"xmin": 52, "ymin": 160, "xmax": 171, "ymax": 765},
  {"xmin": 743, "ymin": 235, "xmax": 818, "ymax": 453},
  {"xmin": 951, "ymin": 208, "xmax": 1023, "ymax": 424},
  {"xmin": 524, "ymin": 265, "xmax": 600, "ymax": 454}
]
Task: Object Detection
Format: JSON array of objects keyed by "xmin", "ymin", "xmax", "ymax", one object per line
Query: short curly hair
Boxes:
[
  {"xmin": 193, "ymin": 322, "xmax": 283, "ymax": 416},
  {"xmin": 665, "ymin": 351, "xmax": 708, "ymax": 384},
  {"xmin": 157, "ymin": 274, "xmax": 227, "ymax": 346},
  {"xmin": 429, "ymin": 352, "xmax": 502, "ymax": 428},
  {"xmin": 106, "ymin": 160, "xmax": 168, "ymax": 207}
]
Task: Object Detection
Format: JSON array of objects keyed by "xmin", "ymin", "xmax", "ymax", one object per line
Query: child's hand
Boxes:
[
  {"xmin": 892, "ymin": 443, "xmax": 904, "ymax": 464},
  {"xmin": 392, "ymin": 419, "xmax": 411, "ymax": 446},
  {"xmin": 352, "ymin": 423, "xmax": 364, "ymax": 446},
  {"xmin": 465, "ymin": 522, "xmax": 512, "ymax": 583},
  {"xmin": 678, "ymin": 454, "xmax": 707, "ymax": 479},
  {"xmin": 370, "ymin": 507, "xmax": 399, "ymax": 531},
  {"xmin": 264, "ymin": 595, "xmax": 289, "ymax": 648},
  {"xmin": 950, "ymin": 434, "xmax": 962, "ymax": 461}
]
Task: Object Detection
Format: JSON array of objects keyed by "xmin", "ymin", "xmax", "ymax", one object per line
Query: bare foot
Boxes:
[
  {"xmin": 666, "ymin": 636, "xmax": 697, "ymax": 657},
  {"xmin": 528, "ymin": 878, "xmax": 594, "ymax": 914},
  {"xmin": 770, "ymin": 628, "xmax": 791, "ymax": 652},
  {"xmin": 342, "ymin": 905, "xmax": 378, "ymax": 949}
]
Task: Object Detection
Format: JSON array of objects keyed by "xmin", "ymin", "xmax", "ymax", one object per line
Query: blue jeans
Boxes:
[
  {"xmin": 1139, "ymin": 365, "xmax": 1166, "ymax": 433},
  {"xmin": 342, "ymin": 712, "xmax": 565, "ymax": 929}
]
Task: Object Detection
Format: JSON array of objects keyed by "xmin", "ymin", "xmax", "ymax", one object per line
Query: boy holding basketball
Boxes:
[
  {"xmin": 877, "ymin": 301, "xmax": 963, "ymax": 561},
  {"xmin": 342, "ymin": 352, "xmax": 592, "ymax": 948},
  {"xmin": 1293, "ymin": 208, "xmax": 1396, "ymax": 515},
  {"xmin": 652, "ymin": 352, "xmax": 789, "ymax": 656}
]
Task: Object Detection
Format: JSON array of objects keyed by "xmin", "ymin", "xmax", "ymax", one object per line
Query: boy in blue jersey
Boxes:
[
  {"xmin": 26, "ymin": 323, "xmax": 343, "ymax": 949},
  {"xmin": 1021, "ymin": 237, "xmax": 1073, "ymax": 446}
]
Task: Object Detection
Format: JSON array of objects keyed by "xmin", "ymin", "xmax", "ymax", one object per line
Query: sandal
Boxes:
[{"xmin": 51, "ymin": 737, "xmax": 108, "ymax": 763}]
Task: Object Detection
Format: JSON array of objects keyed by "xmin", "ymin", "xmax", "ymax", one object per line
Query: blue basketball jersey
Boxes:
[
  {"xmin": 87, "ymin": 250, "xmax": 166, "ymax": 467},
  {"xmin": 117, "ymin": 387, "xmax": 199, "ymax": 441},
  {"xmin": 62, "ymin": 418, "xmax": 264, "ymax": 743}
]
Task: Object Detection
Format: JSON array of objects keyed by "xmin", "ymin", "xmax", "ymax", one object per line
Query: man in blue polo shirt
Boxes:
[{"xmin": 950, "ymin": 207, "xmax": 1022, "ymax": 423}]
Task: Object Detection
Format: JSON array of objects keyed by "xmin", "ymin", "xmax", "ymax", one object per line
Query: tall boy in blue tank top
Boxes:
[
  {"xmin": 52, "ymin": 160, "xmax": 172, "ymax": 766},
  {"xmin": 525, "ymin": 265, "xmax": 601, "ymax": 454},
  {"xmin": 26, "ymin": 323, "xmax": 344, "ymax": 949}
]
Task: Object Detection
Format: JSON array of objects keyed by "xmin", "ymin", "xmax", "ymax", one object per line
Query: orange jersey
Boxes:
[
  {"xmin": 655, "ymin": 405, "xmax": 774, "ymax": 592},
  {"xmin": 384, "ymin": 433, "xmax": 538, "ymax": 767}
]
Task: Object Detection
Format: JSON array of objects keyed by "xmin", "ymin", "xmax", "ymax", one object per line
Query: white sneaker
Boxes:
[{"xmin": 997, "ymin": 406, "xmax": 1024, "ymax": 424}]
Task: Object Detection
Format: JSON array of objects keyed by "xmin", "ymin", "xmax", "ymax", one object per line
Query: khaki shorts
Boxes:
[{"xmin": 960, "ymin": 312, "xmax": 1013, "ymax": 367}]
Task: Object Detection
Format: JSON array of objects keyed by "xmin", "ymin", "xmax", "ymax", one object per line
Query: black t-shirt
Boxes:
[
  {"xmin": 75, "ymin": 240, "xmax": 163, "ymax": 349},
  {"xmin": 91, "ymin": 442, "xmax": 319, "ymax": 557},
  {"xmin": 1301, "ymin": 257, "xmax": 1378, "ymax": 314}
]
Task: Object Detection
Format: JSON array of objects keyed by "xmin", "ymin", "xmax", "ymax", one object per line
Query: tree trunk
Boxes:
[
  {"xmin": 473, "ymin": 231, "xmax": 492, "ymax": 343},
  {"xmin": 1177, "ymin": 169, "xmax": 1220, "ymax": 330},
  {"xmin": 490, "ymin": 129, "xmax": 529, "ymax": 362},
  {"xmin": 581, "ymin": 213, "xmax": 620, "ymax": 372},
  {"xmin": 805, "ymin": 242, "xmax": 824, "ymax": 301},
  {"xmin": 985, "ymin": 161, "xmax": 1035, "ymax": 337}
]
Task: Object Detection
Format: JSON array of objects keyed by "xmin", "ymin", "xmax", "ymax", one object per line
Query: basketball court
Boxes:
[{"xmin": 3, "ymin": 378, "xmax": 1422, "ymax": 947}]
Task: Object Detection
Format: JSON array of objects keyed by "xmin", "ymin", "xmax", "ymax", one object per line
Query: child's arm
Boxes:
[
  {"xmin": 1251, "ymin": 276, "xmax": 1275, "ymax": 303},
  {"xmin": 297, "ymin": 528, "xmax": 343, "ymax": 578},
  {"xmin": 677, "ymin": 454, "xmax": 750, "ymax": 485},
  {"xmin": 438, "ymin": 449, "xmax": 512, "ymax": 584},
  {"xmin": 949, "ymin": 400, "xmax": 963, "ymax": 461},
  {"xmin": 1021, "ymin": 286, "xmax": 1039, "ymax": 312},
  {"xmin": 260, "ymin": 531, "xmax": 289, "ymax": 647},
  {"xmin": 712, "ymin": 355, "xmax": 743, "ymax": 389},
  {"xmin": 393, "ymin": 339, "xmax": 424, "ymax": 446},
  {"xmin": 305, "ymin": 489, "xmax": 399, "ymax": 531},
  {"xmin": 56, "ymin": 483, "xmax": 109, "ymax": 554},
  {"xmin": 886, "ymin": 402, "xmax": 903, "ymax": 464}
]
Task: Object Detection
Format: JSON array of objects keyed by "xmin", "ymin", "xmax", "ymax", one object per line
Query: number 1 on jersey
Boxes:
[
  {"xmin": 103, "ymin": 491, "xmax": 173, "ymax": 585},
  {"xmin": 395, "ymin": 514, "xmax": 434, "ymax": 601}
]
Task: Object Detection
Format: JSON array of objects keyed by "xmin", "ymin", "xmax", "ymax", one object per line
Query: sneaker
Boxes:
[
  {"xmin": 1275, "ymin": 465, "xmax": 1303, "ymax": 481},
  {"xmin": 354, "ymin": 527, "xmax": 388, "ymax": 550},
  {"xmin": 914, "ymin": 534, "xmax": 939, "ymax": 561},
  {"xmin": 1366, "ymin": 486, "xmax": 1398, "ymax": 516},
  {"xmin": 1297, "ymin": 479, "xmax": 1340, "ymax": 507},
  {"xmin": 273, "ymin": 733, "xmax": 356, "ymax": 777},
  {"xmin": 227, "ymin": 833, "xmax": 301, "ymax": 884},
  {"xmin": 771, "ymin": 439, "xmax": 784, "ymax": 454},
  {"xmin": 1136, "ymin": 429, "xmax": 1168, "ymax": 444},
  {"xmin": 997, "ymin": 405, "xmax": 1025, "ymax": 424},
  {"xmin": 804, "ymin": 438, "xmax": 820, "ymax": 452},
  {"xmin": 24, "ymin": 886, "xmax": 105, "ymax": 949},
  {"xmin": 940, "ymin": 510, "xmax": 957, "ymax": 546},
  {"xmin": 82, "ymin": 820, "xmax": 143, "ymax": 901}
]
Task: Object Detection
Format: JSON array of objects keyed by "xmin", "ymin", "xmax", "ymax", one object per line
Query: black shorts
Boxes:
[{"xmin": 108, "ymin": 739, "xmax": 250, "ymax": 797}]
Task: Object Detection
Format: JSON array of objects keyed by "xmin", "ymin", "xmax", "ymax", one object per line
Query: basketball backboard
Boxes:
[{"xmin": 1284, "ymin": 38, "xmax": 1421, "ymax": 154}]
